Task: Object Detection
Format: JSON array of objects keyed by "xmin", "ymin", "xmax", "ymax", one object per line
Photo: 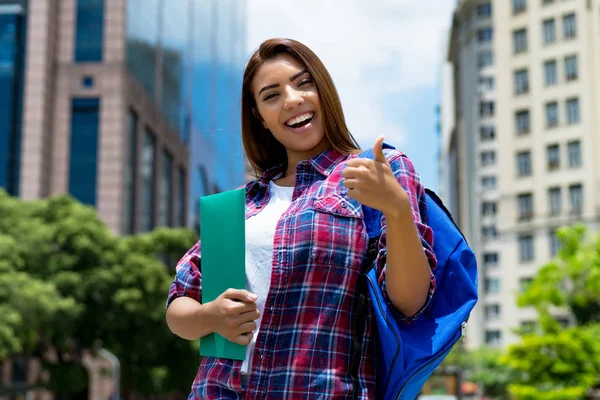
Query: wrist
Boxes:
[{"xmin": 383, "ymin": 191, "xmax": 412, "ymax": 222}]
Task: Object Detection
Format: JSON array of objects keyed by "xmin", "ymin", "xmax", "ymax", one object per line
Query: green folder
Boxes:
[{"xmin": 199, "ymin": 188, "xmax": 247, "ymax": 360}]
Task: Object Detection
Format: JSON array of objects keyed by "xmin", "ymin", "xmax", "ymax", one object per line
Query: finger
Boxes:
[
  {"xmin": 372, "ymin": 135, "xmax": 388, "ymax": 164},
  {"xmin": 342, "ymin": 178, "xmax": 359, "ymax": 190},
  {"xmin": 345, "ymin": 158, "xmax": 370, "ymax": 168},
  {"xmin": 237, "ymin": 308, "xmax": 261, "ymax": 323},
  {"xmin": 237, "ymin": 320, "xmax": 257, "ymax": 335},
  {"xmin": 224, "ymin": 288, "xmax": 258, "ymax": 302},
  {"xmin": 342, "ymin": 165, "xmax": 369, "ymax": 179},
  {"xmin": 234, "ymin": 333, "xmax": 253, "ymax": 346}
]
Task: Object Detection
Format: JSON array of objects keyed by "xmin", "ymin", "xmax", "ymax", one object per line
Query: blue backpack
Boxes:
[{"xmin": 349, "ymin": 145, "xmax": 478, "ymax": 400}]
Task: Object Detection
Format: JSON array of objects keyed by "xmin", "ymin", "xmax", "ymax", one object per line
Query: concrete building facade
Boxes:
[{"xmin": 443, "ymin": 0, "xmax": 600, "ymax": 348}]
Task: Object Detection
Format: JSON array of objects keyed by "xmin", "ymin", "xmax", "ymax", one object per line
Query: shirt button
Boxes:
[{"xmin": 341, "ymin": 202, "xmax": 347, "ymax": 208}]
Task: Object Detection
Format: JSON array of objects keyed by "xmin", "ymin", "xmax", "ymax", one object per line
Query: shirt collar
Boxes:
[{"xmin": 247, "ymin": 147, "xmax": 347, "ymax": 193}]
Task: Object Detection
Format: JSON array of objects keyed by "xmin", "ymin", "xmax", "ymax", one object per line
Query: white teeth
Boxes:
[{"xmin": 286, "ymin": 112, "xmax": 314, "ymax": 126}]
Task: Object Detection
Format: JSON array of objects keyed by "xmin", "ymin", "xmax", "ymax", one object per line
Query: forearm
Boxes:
[
  {"xmin": 383, "ymin": 202, "xmax": 432, "ymax": 317},
  {"xmin": 166, "ymin": 296, "xmax": 216, "ymax": 341}
]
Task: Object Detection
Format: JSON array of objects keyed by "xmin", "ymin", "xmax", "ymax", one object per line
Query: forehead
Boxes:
[{"xmin": 252, "ymin": 54, "xmax": 306, "ymax": 93}]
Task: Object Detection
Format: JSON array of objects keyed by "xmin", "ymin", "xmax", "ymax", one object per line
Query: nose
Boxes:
[{"xmin": 283, "ymin": 87, "xmax": 304, "ymax": 111}]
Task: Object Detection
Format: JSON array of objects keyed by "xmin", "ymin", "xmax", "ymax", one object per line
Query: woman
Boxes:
[{"xmin": 166, "ymin": 38, "xmax": 436, "ymax": 399}]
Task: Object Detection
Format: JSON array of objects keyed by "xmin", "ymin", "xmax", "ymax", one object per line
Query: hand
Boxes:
[
  {"xmin": 208, "ymin": 288, "xmax": 260, "ymax": 346},
  {"xmin": 342, "ymin": 136, "xmax": 409, "ymax": 218}
]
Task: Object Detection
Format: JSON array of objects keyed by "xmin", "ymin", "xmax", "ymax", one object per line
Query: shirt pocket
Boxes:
[{"xmin": 310, "ymin": 191, "xmax": 367, "ymax": 270}]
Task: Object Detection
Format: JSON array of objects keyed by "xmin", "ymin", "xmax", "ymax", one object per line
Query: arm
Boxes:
[
  {"xmin": 165, "ymin": 242, "xmax": 260, "ymax": 343},
  {"xmin": 378, "ymin": 153, "xmax": 436, "ymax": 319}
]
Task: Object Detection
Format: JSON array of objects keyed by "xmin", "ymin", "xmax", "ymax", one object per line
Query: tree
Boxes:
[
  {"xmin": 442, "ymin": 345, "xmax": 515, "ymax": 398},
  {"xmin": 518, "ymin": 225, "xmax": 600, "ymax": 331},
  {"xmin": 0, "ymin": 190, "xmax": 200, "ymax": 397},
  {"xmin": 501, "ymin": 225, "xmax": 600, "ymax": 399}
]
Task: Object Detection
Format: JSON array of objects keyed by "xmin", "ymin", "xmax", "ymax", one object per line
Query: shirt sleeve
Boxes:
[
  {"xmin": 166, "ymin": 241, "xmax": 202, "ymax": 308},
  {"xmin": 375, "ymin": 150, "xmax": 437, "ymax": 323}
]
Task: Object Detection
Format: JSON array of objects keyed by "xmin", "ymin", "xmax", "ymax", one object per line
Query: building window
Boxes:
[
  {"xmin": 478, "ymin": 50, "xmax": 494, "ymax": 68},
  {"xmin": 477, "ymin": 3, "xmax": 492, "ymax": 17},
  {"xmin": 478, "ymin": 27, "xmax": 493, "ymax": 42},
  {"xmin": 518, "ymin": 193, "xmax": 534, "ymax": 221},
  {"xmin": 549, "ymin": 228, "xmax": 561, "ymax": 256},
  {"xmin": 521, "ymin": 321, "xmax": 537, "ymax": 334},
  {"xmin": 545, "ymin": 102, "xmax": 559, "ymax": 128},
  {"xmin": 140, "ymin": 129, "xmax": 156, "ymax": 232},
  {"xmin": 563, "ymin": 13, "xmax": 577, "ymax": 39},
  {"xmin": 11, "ymin": 357, "xmax": 28, "ymax": 382},
  {"xmin": 158, "ymin": 150, "xmax": 173, "ymax": 227},
  {"xmin": 515, "ymin": 110, "xmax": 530, "ymax": 135},
  {"xmin": 74, "ymin": 0, "xmax": 105, "ymax": 62},
  {"xmin": 566, "ymin": 98, "xmax": 580, "ymax": 124},
  {"xmin": 123, "ymin": 110, "xmax": 137, "ymax": 234},
  {"xmin": 543, "ymin": 19, "xmax": 556, "ymax": 44},
  {"xmin": 519, "ymin": 234, "xmax": 535, "ymax": 262},
  {"xmin": 480, "ymin": 126, "xmax": 495, "ymax": 141},
  {"xmin": 0, "ymin": 9, "xmax": 26, "ymax": 197},
  {"xmin": 484, "ymin": 252, "xmax": 499, "ymax": 266},
  {"xmin": 480, "ymin": 101, "xmax": 494, "ymax": 117},
  {"xmin": 485, "ymin": 278, "xmax": 501, "ymax": 294},
  {"xmin": 564, "ymin": 55, "xmax": 578, "ymax": 81},
  {"xmin": 548, "ymin": 187, "xmax": 562, "ymax": 216},
  {"xmin": 512, "ymin": 0, "xmax": 527, "ymax": 14},
  {"xmin": 482, "ymin": 201, "xmax": 497, "ymax": 217},
  {"xmin": 519, "ymin": 277, "xmax": 533, "ymax": 292},
  {"xmin": 482, "ymin": 225, "xmax": 498, "ymax": 239},
  {"xmin": 547, "ymin": 144, "xmax": 560, "ymax": 170},
  {"xmin": 69, "ymin": 98, "xmax": 100, "ymax": 206},
  {"xmin": 516, "ymin": 151, "xmax": 532, "ymax": 177},
  {"xmin": 479, "ymin": 76, "xmax": 495, "ymax": 91},
  {"xmin": 513, "ymin": 29, "xmax": 528, "ymax": 54},
  {"xmin": 485, "ymin": 330, "xmax": 502, "ymax": 347},
  {"xmin": 544, "ymin": 60, "xmax": 557, "ymax": 86},
  {"xmin": 481, "ymin": 175, "xmax": 497, "ymax": 189},
  {"xmin": 568, "ymin": 184, "xmax": 583, "ymax": 215},
  {"xmin": 514, "ymin": 69, "xmax": 529, "ymax": 94},
  {"xmin": 177, "ymin": 166, "xmax": 186, "ymax": 226},
  {"xmin": 567, "ymin": 140, "xmax": 581, "ymax": 168},
  {"xmin": 485, "ymin": 304, "xmax": 501, "ymax": 320},
  {"xmin": 481, "ymin": 151, "xmax": 496, "ymax": 167}
]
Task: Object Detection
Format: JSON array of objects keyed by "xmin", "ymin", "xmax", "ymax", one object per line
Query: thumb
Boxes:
[{"xmin": 373, "ymin": 136, "xmax": 388, "ymax": 164}]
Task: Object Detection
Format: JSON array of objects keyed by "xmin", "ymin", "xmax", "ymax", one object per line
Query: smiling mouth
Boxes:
[{"xmin": 285, "ymin": 112, "xmax": 315, "ymax": 128}]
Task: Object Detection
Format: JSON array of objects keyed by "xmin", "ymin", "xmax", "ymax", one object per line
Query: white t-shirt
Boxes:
[{"xmin": 241, "ymin": 180, "xmax": 294, "ymax": 374}]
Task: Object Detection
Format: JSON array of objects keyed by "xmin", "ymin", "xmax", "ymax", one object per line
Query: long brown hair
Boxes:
[{"xmin": 242, "ymin": 38, "xmax": 360, "ymax": 176}]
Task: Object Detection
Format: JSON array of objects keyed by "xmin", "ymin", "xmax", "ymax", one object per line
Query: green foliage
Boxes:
[
  {"xmin": 0, "ymin": 190, "xmax": 199, "ymax": 396},
  {"xmin": 518, "ymin": 225, "xmax": 600, "ymax": 329},
  {"xmin": 442, "ymin": 345, "xmax": 515, "ymax": 398},
  {"xmin": 505, "ymin": 225, "xmax": 600, "ymax": 398},
  {"xmin": 502, "ymin": 325, "xmax": 600, "ymax": 399}
]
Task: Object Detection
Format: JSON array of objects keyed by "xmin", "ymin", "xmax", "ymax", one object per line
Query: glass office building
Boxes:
[
  {"xmin": 0, "ymin": 1, "xmax": 26, "ymax": 196},
  {"xmin": 125, "ymin": 0, "xmax": 247, "ymax": 228}
]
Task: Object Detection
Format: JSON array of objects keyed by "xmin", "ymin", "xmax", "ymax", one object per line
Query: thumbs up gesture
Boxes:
[{"xmin": 342, "ymin": 136, "xmax": 409, "ymax": 218}]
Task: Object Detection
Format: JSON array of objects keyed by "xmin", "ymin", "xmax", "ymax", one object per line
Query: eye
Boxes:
[
  {"xmin": 299, "ymin": 78, "xmax": 313, "ymax": 87},
  {"xmin": 264, "ymin": 93, "xmax": 278, "ymax": 101}
]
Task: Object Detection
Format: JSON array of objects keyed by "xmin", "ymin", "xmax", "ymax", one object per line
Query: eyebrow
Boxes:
[{"xmin": 258, "ymin": 69, "xmax": 310, "ymax": 97}]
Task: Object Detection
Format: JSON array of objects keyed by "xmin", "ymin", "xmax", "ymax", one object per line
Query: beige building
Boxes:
[{"xmin": 443, "ymin": 0, "xmax": 600, "ymax": 348}]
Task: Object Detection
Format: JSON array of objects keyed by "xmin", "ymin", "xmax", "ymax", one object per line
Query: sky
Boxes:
[{"xmin": 246, "ymin": 0, "xmax": 456, "ymax": 191}]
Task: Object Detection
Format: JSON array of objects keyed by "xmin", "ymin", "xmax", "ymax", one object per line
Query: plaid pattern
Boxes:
[{"xmin": 167, "ymin": 147, "xmax": 436, "ymax": 399}]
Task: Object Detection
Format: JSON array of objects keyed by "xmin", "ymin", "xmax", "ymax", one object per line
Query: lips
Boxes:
[{"xmin": 285, "ymin": 112, "xmax": 315, "ymax": 127}]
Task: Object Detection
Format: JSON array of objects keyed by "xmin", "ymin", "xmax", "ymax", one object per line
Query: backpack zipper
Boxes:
[{"xmin": 395, "ymin": 325, "xmax": 465, "ymax": 399}]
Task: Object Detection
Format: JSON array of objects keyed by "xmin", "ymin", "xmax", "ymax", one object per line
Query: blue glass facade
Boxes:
[
  {"xmin": 69, "ymin": 98, "xmax": 100, "ymax": 206},
  {"xmin": 74, "ymin": 0, "xmax": 104, "ymax": 62},
  {"xmin": 125, "ymin": 0, "xmax": 247, "ymax": 226},
  {"xmin": 0, "ymin": 4, "xmax": 26, "ymax": 196},
  {"xmin": 188, "ymin": 0, "xmax": 246, "ymax": 224}
]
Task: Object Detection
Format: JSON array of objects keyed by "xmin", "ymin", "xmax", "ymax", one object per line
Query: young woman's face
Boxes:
[{"xmin": 252, "ymin": 54, "xmax": 329, "ymax": 162}]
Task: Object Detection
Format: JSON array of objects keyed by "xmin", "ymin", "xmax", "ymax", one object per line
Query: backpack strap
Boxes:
[{"xmin": 348, "ymin": 144, "xmax": 394, "ymax": 399}]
